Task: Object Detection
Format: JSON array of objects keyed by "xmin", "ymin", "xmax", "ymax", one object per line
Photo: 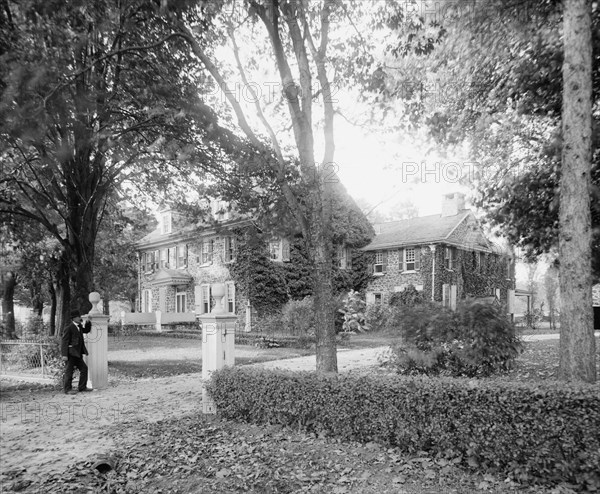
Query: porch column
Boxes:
[{"xmin": 429, "ymin": 244, "xmax": 436, "ymax": 301}]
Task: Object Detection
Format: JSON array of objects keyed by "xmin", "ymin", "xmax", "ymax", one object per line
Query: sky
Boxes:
[{"xmin": 332, "ymin": 117, "xmax": 471, "ymax": 218}]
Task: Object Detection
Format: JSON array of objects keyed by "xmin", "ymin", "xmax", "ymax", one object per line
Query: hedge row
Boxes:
[{"xmin": 206, "ymin": 368, "xmax": 600, "ymax": 490}]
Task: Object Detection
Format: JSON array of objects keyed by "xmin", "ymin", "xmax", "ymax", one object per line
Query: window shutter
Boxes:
[
  {"xmin": 282, "ymin": 238, "xmax": 290, "ymax": 262},
  {"xmin": 450, "ymin": 284, "xmax": 457, "ymax": 310},
  {"xmin": 401, "ymin": 249, "xmax": 406, "ymax": 271},
  {"xmin": 194, "ymin": 285, "xmax": 202, "ymax": 313},
  {"xmin": 415, "ymin": 248, "xmax": 421, "ymax": 271},
  {"xmin": 346, "ymin": 249, "xmax": 352, "ymax": 270},
  {"xmin": 382, "ymin": 251, "xmax": 388, "ymax": 272},
  {"xmin": 366, "ymin": 292, "xmax": 375, "ymax": 304}
]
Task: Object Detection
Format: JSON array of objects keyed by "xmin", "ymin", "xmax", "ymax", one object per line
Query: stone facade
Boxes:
[
  {"xmin": 137, "ymin": 219, "xmax": 245, "ymax": 319},
  {"xmin": 363, "ymin": 194, "xmax": 515, "ymax": 309}
]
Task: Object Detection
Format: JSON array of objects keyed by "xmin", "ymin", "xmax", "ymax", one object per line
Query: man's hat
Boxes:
[{"xmin": 70, "ymin": 309, "xmax": 81, "ymax": 319}]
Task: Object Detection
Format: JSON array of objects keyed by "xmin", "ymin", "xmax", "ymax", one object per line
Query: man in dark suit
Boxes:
[{"xmin": 61, "ymin": 309, "xmax": 92, "ymax": 394}]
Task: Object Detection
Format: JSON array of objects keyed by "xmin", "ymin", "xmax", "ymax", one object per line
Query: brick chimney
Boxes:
[{"xmin": 441, "ymin": 192, "xmax": 466, "ymax": 217}]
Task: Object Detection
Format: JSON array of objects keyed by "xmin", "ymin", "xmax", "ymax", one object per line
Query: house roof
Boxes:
[{"xmin": 363, "ymin": 210, "xmax": 492, "ymax": 251}]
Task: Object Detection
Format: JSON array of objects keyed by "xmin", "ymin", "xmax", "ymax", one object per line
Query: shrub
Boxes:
[
  {"xmin": 388, "ymin": 299, "xmax": 522, "ymax": 377},
  {"xmin": 364, "ymin": 303, "xmax": 391, "ymax": 332},
  {"xmin": 207, "ymin": 368, "xmax": 600, "ymax": 491},
  {"xmin": 338, "ymin": 290, "xmax": 370, "ymax": 333},
  {"xmin": 281, "ymin": 297, "xmax": 315, "ymax": 336},
  {"xmin": 389, "ymin": 284, "xmax": 424, "ymax": 307}
]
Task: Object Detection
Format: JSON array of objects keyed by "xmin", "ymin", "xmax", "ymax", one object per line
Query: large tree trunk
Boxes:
[
  {"xmin": 55, "ymin": 251, "xmax": 71, "ymax": 338},
  {"xmin": 48, "ymin": 280, "xmax": 57, "ymax": 337},
  {"xmin": 310, "ymin": 181, "xmax": 337, "ymax": 373},
  {"xmin": 1, "ymin": 271, "xmax": 17, "ymax": 339},
  {"xmin": 558, "ymin": 0, "xmax": 596, "ymax": 382}
]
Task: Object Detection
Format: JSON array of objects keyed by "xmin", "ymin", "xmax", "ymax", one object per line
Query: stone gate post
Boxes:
[
  {"xmin": 199, "ymin": 282, "xmax": 236, "ymax": 414},
  {"xmin": 84, "ymin": 292, "xmax": 109, "ymax": 390}
]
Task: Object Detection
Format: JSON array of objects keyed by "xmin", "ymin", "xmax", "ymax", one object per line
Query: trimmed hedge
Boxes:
[{"xmin": 206, "ymin": 368, "xmax": 600, "ymax": 490}]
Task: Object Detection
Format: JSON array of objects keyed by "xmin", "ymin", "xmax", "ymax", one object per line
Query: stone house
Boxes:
[
  {"xmin": 128, "ymin": 201, "xmax": 364, "ymax": 328},
  {"xmin": 362, "ymin": 193, "xmax": 516, "ymax": 311}
]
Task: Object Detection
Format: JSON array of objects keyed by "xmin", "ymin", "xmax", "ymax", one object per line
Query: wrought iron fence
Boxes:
[{"xmin": 0, "ymin": 340, "xmax": 57, "ymax": 379}]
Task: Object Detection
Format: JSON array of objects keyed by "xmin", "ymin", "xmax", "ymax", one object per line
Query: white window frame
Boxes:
[
  {"xmin": 444, "ymin": 246, "xmax": 456, "ymax": 270},
  {"xmin": 225, "ymin": 281, "xmax": 236, "ymax": 313},
  {"xmin": 160, "ymin": 249, "xmax": 168, "ymax": 268},
  {"xmin": 201, "ymin": 240, "xmax": 213, "ymax": 265},
  {"xmin": 161, "ymin": 212, "xmax": 171, "ymax": 235},
  {"xmin": 199, "ymin": 284, "xmax": 211, "ymax": 314},
  {"xmin": 374, "ymin": 251, "xmax": 386, "ymax": 274},
  {"xmin": 177, "ymin": 245, "xmax": 187, "ymax": 268},
  {"xmin": 224, "ymin": 236, "xmax": 236, "ymax": 263},
  {"xmin": 269, "ymin": 239, "xmax": 282, "ymax": 261},
  {"xmin": 338, "ymin": 246, "xmax": 351, "ymax": 270},
  {"xmin": 403, "ymin": 247, "xmax": 419, "ymax": 272},
  {"xmin": 176, "ymin": 286, "xmax": 187, "ymax": 313}
]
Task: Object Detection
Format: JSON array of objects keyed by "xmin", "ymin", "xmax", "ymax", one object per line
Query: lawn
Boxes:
[{"xmin": 107, "ymin": 334, "xmax": 315, "ymax": 379}]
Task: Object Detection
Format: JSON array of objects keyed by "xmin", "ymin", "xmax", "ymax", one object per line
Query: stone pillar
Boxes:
[
  {"xmin": 84, "ymin": 292, "xmax": 109, "ymax": 390},
  {"xmin": 199, "ymin": 282, "xmax": 236, "ymax": 414},
  {"xmin": 155, "ymin": 310, "xmax": 162, "ymax": 332}
]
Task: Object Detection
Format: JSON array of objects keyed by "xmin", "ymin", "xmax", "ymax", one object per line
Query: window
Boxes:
[
  {"xmin": 374, "ymin": 251, "xmax": 387, "ymax": 274},
  {"xmin": 199, "ymin": 284, "xmax": 211, "ymax": 314},
  {"xmin": 176, "ymin": 286, "xmax": 187, "ymax": 313},
  {"xmin": 201, "ymin": 240, "xmax": 213, "ymax": 264},
  {"xmin": 366, "ymin": 292, "xmax": 383, "ymax": 305},
  {"xmin": 269, "ymin": 239, "xmax": 281, "ymax": 261},
  {"xmin": 142, "ymin": 289, "xmax": 152, "ymax": 312},
  {"xmin": 161, "ymin": 249, "xmax": 168, "ymax": 268},
  {"xmin": 177, "ymin": 245, "xmax": 187, "ymax": 268},
  {"xmin": 225, "ymin": 281, "xmax": 236, "ymax": 313},
  {"xmin": 403, "ymin": 247, "xmax": 420, "ymax": 271},
  {"xmin": 143, "ymin": 252, "xmax": 152, "ymax": 272},
  {"xmin": 161, "ymin": 212, "xmax": 171, "ymax": 234},
  {"xmin": 444, "ymin": 246, "xmax": 457, "ymax": 270},
  {"xmin": 269, "ymin": 238, "xmax": 290, "ymax": 262},
  {"xmin": 374, "ymin": 293, "xmax": 382, "ymax": 305},
  {"xmin": 338, "ymin": 246, "xmax": 352, "ymax": 270},
  {"xmin": 224, "ymin": 236, "xmax": 236, "ymax": 262}
]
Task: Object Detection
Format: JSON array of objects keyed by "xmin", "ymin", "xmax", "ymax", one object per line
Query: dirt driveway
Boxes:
[{"xmin": 0, "ymin": 347, "xmax": 387, "ymax": 492}]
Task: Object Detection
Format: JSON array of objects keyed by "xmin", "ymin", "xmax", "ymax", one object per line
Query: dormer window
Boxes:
[{"xmin": 161, "ymin": 212, "xmax": 172, "ymax": 235}]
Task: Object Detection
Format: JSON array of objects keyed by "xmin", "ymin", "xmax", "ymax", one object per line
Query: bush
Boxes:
[
  {"xmin": 364, "ymin": 303, "xmax": 391, "ymax": 332},
  {"xmin": 338, "ymin": 290, "xmax": 370, "ymax": 333},
  {"xmin": 388, "ymin": 299, "xmax": 522, "ymax": 377},
  {"xmin": 389, "ymin": 285, "xmax": 424, "ymax": 307},
  {"xmin": 281, "ymin": 297, "xmax": 315, "ymax": 336},
  {"xmin": 207, "ymin": 368, "xmax": 600, "ymax": 491}
]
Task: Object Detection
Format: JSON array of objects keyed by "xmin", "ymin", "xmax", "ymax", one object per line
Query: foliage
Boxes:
[
  {"xmin": 281, "ymin": 297, "xmax": 315, "ymax": 337},
  {"xmin": 24, "ymin": 415, "xmax": 547, "ymax": 494},
  {"xmin": 389, "ymin": 284, "xmax": 424, "ymax": 307},
  {"xmin": 365, "ymin": 303, "xmax": 392, "ymax": 333},
  {"xmin": 387, "ymin": 299, "xmax": 522, "ymax": 377},
  {"xmin": 227, "ymin": 229, "xmax": 289, "ymax": 316},
  {"xmin": 207, "ymin": 367, "xmax": 600, "ymax": 491},
  {"xmin": 338, "ymin": 290, "xmax": 371, "ymax": 333}
]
